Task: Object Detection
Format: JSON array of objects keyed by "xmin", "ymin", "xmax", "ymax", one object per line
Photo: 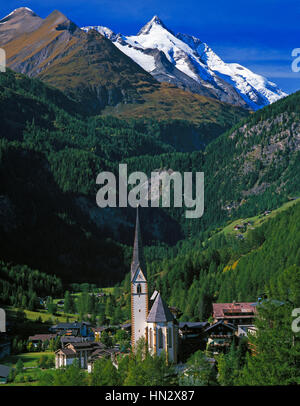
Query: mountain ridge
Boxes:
[
  {"xmin": 82, "ymin": 15, "xmax": 287, "ymax": 110},
  {"xmin": 1, "ymin": 7, "xmax": 248, "ymax": 138}
]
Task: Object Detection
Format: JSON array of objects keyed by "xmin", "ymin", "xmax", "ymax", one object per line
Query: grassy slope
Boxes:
[
  {"xmin": 217, "ymin": 198, "xmax": 300, "ymax": 238},
  {"xmin": 6, "ymin": 307, "xmax": 77, "ymax": 323},
  {"xmin": 102, "ymin": 82, "xmax": 248, "ymax": 125},
  {"xmin": 2, "ymin": 352, "xmax": 53, "ymax": 368}
]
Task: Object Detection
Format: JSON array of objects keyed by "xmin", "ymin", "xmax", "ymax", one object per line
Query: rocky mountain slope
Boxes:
[
  {"xmin": 0, "ymin": 8, "xmax": 248, "ymax": 142},
  {"xmin": 1, "ymin": 9, "xmax": 157, "ymax": 113},
  {"xmin": 0, "ymin": 7, "xmax": 43, "ymax": 45},
  {"xmin": 82, "ymin": 16, "xmax": 287, "ymax": 110}
]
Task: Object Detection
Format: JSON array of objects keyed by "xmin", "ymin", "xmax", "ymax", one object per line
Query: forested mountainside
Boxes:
[
  {"xmin": 0, "ymin": 69, "xmax": 247, "ymax": 153},
  {"xmin": 0, "ymin": 68, "xmax": 298, "ymax": 286},
  {"xmin": 125, "ymin": 89, "xmax": 300, "ymax": 236},
  {"xmin": 115, "ymin": 199, "xmax": 300, "ymax": 323}
]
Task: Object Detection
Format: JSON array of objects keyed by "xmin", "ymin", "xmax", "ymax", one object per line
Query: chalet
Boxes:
[
  {"xmin": 178, "ymin": 322, "xmax": 209, "ymax": 340},
  {"xmin": 0, "ymin": 364, "xmax": 10, "ymax": 384},
  {"xmin": 205, "ymin": 320, "xmax": 236, "ymax": 354},
  {"xmin": 28, "ymin": 334, "xmax": 57, "ymax": 348},
  {"xmin": 55, "ymin": 341, "xmax": 106, "ymax": 369},
  {"xmin": 92, "ymin": 326, "xmax": 108, "ymax": 340},
  {"xmin": 237, "ymin": 325, "xmax": 257, "ymax": 338},
  {"xmin": 50, "ymin": 321, "xmax": 92, "ymax": 337},
  {"xmin": 60, "ymin": 336, "xmax": 90, "ymax": 347},
  {"xmin": 87, "ymin": 347, "xmax": 120, "ymax": 373},
  {"xmin": 178, "ymin": 322, "xmax": 209, "ymax": 362},
  {"xmin": 213, "ymin": 302, "xmax": 257, "ymax": 326}
]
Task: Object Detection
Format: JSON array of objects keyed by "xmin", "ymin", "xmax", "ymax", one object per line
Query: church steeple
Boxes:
[
  {"xmin": 131, "ymin": 207, "xmax": 148, "ymax": 349},
  {"xmin": 131, "ymin": 206, "xmax": 146, "ymax": 281}
]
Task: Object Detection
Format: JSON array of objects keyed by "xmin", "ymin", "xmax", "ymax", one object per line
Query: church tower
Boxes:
[{"xmin": 131, "ymin": 207, "xmax": 148, "ymax": 349}]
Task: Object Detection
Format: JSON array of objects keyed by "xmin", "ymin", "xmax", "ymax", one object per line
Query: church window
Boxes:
[
  {"xmin": 137, "ymin": 284, "xmax": 142, "ymax": 295},
  {"xmin": 158, "ymin": 328, "xmax": 163, "ymax": 349},
  {"xmin": 149, "ymin": 328, "xmax": 153, "ymax": 348},
  {"xmin": 168, "ymin": 327, "xmax": 172, "ymax": 348}
]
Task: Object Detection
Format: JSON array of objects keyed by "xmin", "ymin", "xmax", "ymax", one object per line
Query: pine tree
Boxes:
[
  {"xmin": 64, "ymin": 291, "xmax": 75, "ymax": 314},
  {"xmin": 239, "ymin": 302, "xmax": 300, "ymax": 385}
]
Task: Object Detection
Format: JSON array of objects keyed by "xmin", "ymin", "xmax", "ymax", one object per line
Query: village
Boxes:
[
  {"xmin": 0, "ymin": 209, "xmax": 259, "ymax": 385},
  {"xmin": 0, "ymin": 299, "xmax": 259, "ymax": 383}
]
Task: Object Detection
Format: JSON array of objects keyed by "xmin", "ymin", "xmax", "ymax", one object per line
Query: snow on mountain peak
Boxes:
[
  {"xmin": 81, "ymin": 25, "xmax": 117, "ymax": 40},
  {"xmin": 5, "ymin": 7, "xmax": 35, "ymax": 18},
  {"xmin": 137, "ymin": 15, "xmax": 172, "ymax": 36},
  {"xmin": 176, "ymin": 33, "xmax": 203, "ymax": 50},
  {"xmin": 0, "ymin": 7, "xmax": 39, "ymax": 27},
  {"xmin": 81, "ymin": 17, "xmax": 288, "ymax": 110}
]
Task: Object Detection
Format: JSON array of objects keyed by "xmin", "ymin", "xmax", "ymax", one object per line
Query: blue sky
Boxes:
[{"xmin": 1, "ymin": 0, "xmax": 300, "ymax": 94}]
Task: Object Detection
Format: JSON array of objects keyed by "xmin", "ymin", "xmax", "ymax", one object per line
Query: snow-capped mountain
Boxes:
[
  {"xmin": 82, "ymin": 16, "xmax": 287, "ymax": 110},
  {"xmin": 0, "ymin": 7, "xmax": 43, "ymax": 45}
]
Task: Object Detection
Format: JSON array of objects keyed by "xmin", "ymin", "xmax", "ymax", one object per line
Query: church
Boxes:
[{"xmin": 130, "ymin": 208, "xmax": 178, "ymax": 363}]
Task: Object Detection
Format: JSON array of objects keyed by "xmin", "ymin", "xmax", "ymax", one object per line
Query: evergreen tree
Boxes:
[{"xmin": 239, "ymin": 302, "xmax": 300, "ymax": 385}]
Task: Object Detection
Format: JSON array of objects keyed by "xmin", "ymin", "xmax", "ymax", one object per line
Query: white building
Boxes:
[{"xmin": 130, "ymin": 208, "xmax": 178, "ymax": 363}]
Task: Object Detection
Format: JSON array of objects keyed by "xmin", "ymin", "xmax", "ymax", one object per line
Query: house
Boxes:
[
  {"xmin": 178, "ymin": 322, "xmax": 210, "ymax": 362},
  {"xmin": 205, "ymin": 320, "xmax": 237, "ymax": 354},
  {"xmin": 92, "ymin": 326, "xmax": 111, "ymax": 341},
  {"xmin": 50, "ymin": 321, "xmax": 92, "ymax": 337},
  {"xmin": 237, "ymin": 325, "xmax": 257, "ymax": 338},
  {"xmin": 37, "ymin": 297, "xmax": 45, "ymax": 306},
  {"xmin": 60, "ymin": 336, "xmax": 90, "ymax": 347},
  {"xmin": 178, "ymin": 322, "xmax": 209, "ymax": 340},
  {"xmin": 212, "ymin": 302, "xmax": 257, "ymax": 326},
  {"xmin": 28, "ymin": 334, "xmax": 57, "ymax": 348},
  {"xmin": 55, "ymin": 341, "xmax": 106, "ymax": 369},
  {"xmin": 0, "ymin": 364, "xmax": 10, "ymax": 384},
  {"xmin": 87, "ymin": 347, "xmax": 120, "ymax": 373}
]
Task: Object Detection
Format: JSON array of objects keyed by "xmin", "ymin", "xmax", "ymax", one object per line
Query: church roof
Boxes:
[
  {"xmin": 147, "ymin": 293, "xmax": 174, "ymax": 323},
  {"xmin": 131, "ymin": 207, "xmax": 146, "ymax": 281}
]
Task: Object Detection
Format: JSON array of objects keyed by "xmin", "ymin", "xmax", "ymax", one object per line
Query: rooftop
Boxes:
[
  {"xmin": 213, "ymin": 302, "xmax": 257, "ymax": 318},
  {"xmin": 205, "ymin": 320, "xmax": 236, "ymax": 333},
  {"xmin": 0, "ymin": 364, "xmax": 10, "ymax": 378},
  {"xmin": 147, "ymin": 293, "xmax": 174, "ymax": 323}
]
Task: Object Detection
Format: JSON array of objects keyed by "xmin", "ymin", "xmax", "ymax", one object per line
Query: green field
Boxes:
[
  {"xmin": 2, "ymin": 351, "xmax": 54, "ymax": 368},
  {"xmin": 1, "ymin": 352, "xmax": 55, "ymax": 386},
  {"xmin": 216, "ymin": 198, "xmax": 300, "ymax": 238},
  {"xmin": 5, "ymin": 306, "xmax": 78, "ymax": 324}
]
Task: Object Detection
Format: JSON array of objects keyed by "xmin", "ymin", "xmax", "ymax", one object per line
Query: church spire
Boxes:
[{"xmin": 131, "ymin": 206, "xmax": 146, "ymax": 281}]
